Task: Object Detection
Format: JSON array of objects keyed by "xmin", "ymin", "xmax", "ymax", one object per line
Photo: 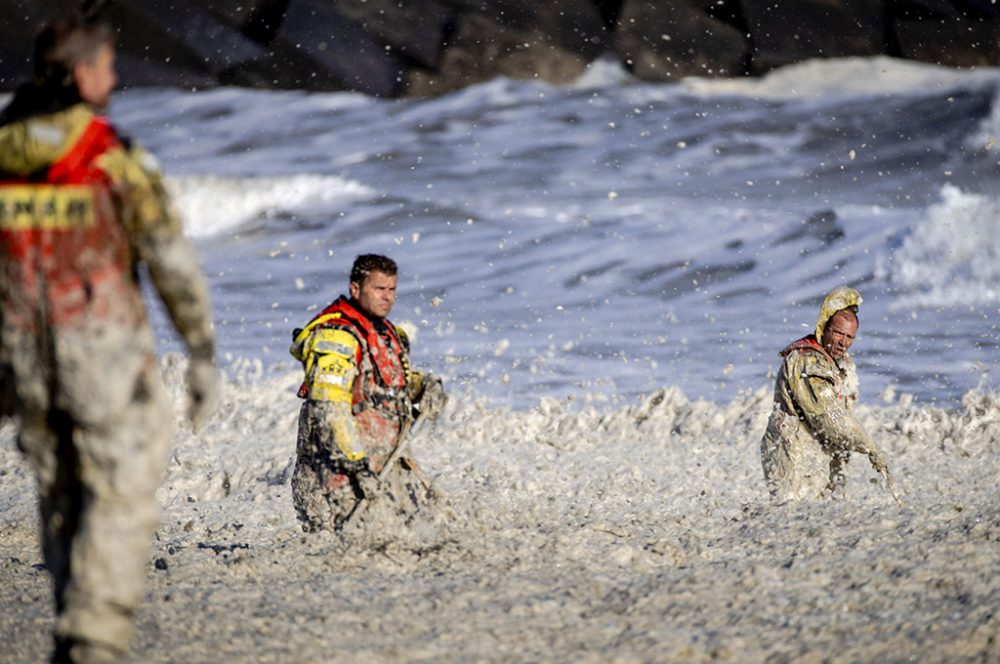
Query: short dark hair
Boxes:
[
  {"xmin": 350, "ymin": 254, "xmax": 397, "ymax": 285},
  {"xmin": 34, "ymin": 17, "xmax": 114, "ymax": 85}
]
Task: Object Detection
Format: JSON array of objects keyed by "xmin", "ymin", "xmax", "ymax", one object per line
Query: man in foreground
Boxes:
[
  {"xmin": 290, "ymin": 254, "xmax": 447, "ymax": 532},
  {"xmin": 0, "ymin": 16, "xmax": 218, "ymax": 663},
  {"xmin": 760, "ymin": 286, "xmax": 898, "ymax": 502}
]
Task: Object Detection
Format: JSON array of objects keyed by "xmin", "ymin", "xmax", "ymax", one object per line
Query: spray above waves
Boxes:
[
  {"xmin": 167, "ymin": 173, "xmax": 374, "ymax": 238},
  {"xmin": 879, "ymin": 185, "xmax": 1000, "ymax": 309}
]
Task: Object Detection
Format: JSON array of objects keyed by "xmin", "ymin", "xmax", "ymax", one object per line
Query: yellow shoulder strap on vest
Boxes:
[{"xmin": 293, "ymin": 312, "xmax": 343, "ymax": 346}]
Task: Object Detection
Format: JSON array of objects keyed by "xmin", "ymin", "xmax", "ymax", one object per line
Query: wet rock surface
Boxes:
[{"xmin": 2, "ymin": 0, "xmax": 999, "ymax": 96}]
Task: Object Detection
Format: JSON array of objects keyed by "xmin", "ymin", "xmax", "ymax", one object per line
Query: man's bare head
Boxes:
[
  {"xmin": 34, "ymin": 17, "xmax": 117, "ymax": 107},
  {"xmin": 821, "ymin": 308, "xmax": 858, "ymax": 360},
  {"xmin": 349, "ymin": 254, "xmax": 398, "ymax": 320}
]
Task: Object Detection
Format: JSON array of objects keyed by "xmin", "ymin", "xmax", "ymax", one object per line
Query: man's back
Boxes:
[
  {"xmin": 0, "ymin": 17, "xmax": 218, "ymax": 658},
  {"xmin": 0, "ymin": 102, "xmax": 156, "ymax": 421}
]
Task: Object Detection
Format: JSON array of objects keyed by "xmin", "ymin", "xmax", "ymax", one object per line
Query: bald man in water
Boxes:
[{"xmin": 760, "ymin": 287, "xmax": 893, "ymax": 501}]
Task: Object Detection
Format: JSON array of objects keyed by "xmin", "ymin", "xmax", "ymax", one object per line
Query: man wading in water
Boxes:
[
  {"xmin": 760, "ymin": 286, "xmax": 900, "ymax": 502},
  {"xmin": 290, "ymin": 254, "xmax": 447, "ymax": 532}
]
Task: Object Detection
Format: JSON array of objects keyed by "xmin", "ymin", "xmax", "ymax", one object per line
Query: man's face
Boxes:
[
  {"xmin": 74, "ymin": 43, "xmax": 117, "ymax": 109},
  {"xmin": 350, "ymin": 270, "xmax": 397, "ymax": 320},
  {"xmin": 821, "ymin": 311, "xmax": 858, "ymax": 360}
]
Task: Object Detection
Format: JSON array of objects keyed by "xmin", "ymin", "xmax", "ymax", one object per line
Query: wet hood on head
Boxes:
[{"xmin": 815, "ymin": 286, "xmax": 862, "ymax": 341}]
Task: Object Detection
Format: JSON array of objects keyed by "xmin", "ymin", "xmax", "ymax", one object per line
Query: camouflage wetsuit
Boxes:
[
  {"xmin": 0, "ymin": 91, "xmax": 215, "ymax": 657},
  {"xmin": 290, "ymin": 295, "xmax": 442, "ymax": 531},
  {"xmin": 760, "ymin": 288, "xmax": 888, "ymax": 500}
]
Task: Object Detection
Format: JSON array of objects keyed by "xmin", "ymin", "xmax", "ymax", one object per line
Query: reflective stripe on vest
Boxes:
[
  {"xmin": 0, "ymin": 116, "xmax": 138, "ymax": 330},
  {"xmin": 294, "ymin": 295, "xmax": 409, "ymax": 400}
]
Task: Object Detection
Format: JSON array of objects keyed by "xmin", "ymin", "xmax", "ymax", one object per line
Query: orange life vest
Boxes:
[
  {"xmin": 781, "ymin": 334, "xmax": 827, "ymax": 359},
  {"xmin": 0, "ymin": 116, "xmax": 141, "ymax": 332}
]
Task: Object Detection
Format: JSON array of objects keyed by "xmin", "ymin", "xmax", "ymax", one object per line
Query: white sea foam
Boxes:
[
  {"xmin": 167, "ymin": 173, "xmax": 374, "ymax": 237},
  {"xmin": 571, "ymin": 55, "xmax": 635, "ymax": 89},
  {"xmin": 2, "ymin": 356, "xmax": 999, "ymax": 661},
  {"xmin": 681, "ymin": 55, "xmax": 1000, "ymax": 101}
]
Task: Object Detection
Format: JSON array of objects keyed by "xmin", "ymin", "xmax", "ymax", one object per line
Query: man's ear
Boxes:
[
  {"xmin": 349, "ymin": 281, "xmax": 359, "ymax": 299},
  {"xmin": 70, "ymin": 61, "xmax": 86, "ymax": 88}
]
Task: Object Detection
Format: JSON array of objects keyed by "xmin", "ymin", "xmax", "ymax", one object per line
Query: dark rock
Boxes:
[
  {"xmin": 0, "ymin": 2, "xmax": 41, "ymax": 88},
  {"xmin": 190, "ymin": 0, "xmax": 277, "ymax": 30},
  {"xmin": 30, "ymin": 0, "xmax": 79, "ymax": 20},
  {"xmin": 113, "ymin": 52, "xmax": 214, "ymax": 91},
  {"xmin": 891, "ymin": 14, "xmax": 1000, "ymax": 66},
  {"xmin": 332, "ymin": 0, "xmax": 455, "ymax": 69},
  {"xmin": 86, "ymin": 0, "xmax": 216, "ymax": 88},
  {"xmin": 740, "ymin": 0, "xmax": 886, "ymax": 73},
  {"xmin": 956, "ymin": 0, "xmax": 1000, "ymax": 17},
  {"xmin": 238, "ymin": 0, "xmax": 409, "ymax": 95},
  {"xmin": 694, "ymin": 0, "xmax": 750, "ymax": 32},
  {"xmin": 404, "ymin": 8, "xmax": 593, "ymax": 96},
  {"xmin": 238, "ymin": 0, "xmax": 291, "ymax": 44},
  {"xmin": 613, "ymin": 0, "xmax": 750, "ymax": 81},
  {"xmin": 886, "ymin": 0, "xmax": 1000, "ymax": 19},
  {"xmin": 593, "ymin": 0, "xmax": 626, "ymax": 30},
  {"xmin": 95, "ymin": 0, "xmax": 264, "ymax": 87},
  {"xmin": 458, "ymin": 0, "xmax": 610, "ymax": 59},
  {"xmin": 2, "ymin": 0, "xmax": 1000, "ymax": 98},
  {"xmin": 889, "ymin": 0, "xmax": 961, "ymax": 19}
]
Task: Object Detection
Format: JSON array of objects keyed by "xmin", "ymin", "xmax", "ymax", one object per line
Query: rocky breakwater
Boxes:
[{"xmin": 1, "ymin": 0, "xmax": 999, "ymax": 97}]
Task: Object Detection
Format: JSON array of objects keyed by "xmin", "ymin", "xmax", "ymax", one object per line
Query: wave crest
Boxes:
[{"xmin": 168, "ymin": 173, "xmax": 373, "ymax": 237}]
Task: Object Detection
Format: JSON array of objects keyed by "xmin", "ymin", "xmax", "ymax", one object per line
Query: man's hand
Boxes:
[
  {"xmin": 868, "ymin": 448, "xmax": 904, "ymax": 506},
  {"xmin": 187, "ymin": 357, "xmax": 220, "ymax": 432},
  {"xmin": 867, "ymin": 449, "xmax": 888, "ymax": 475},
  {"xmin": 415, "ymin": 373, "xmax": 448, "ymax": 422}
]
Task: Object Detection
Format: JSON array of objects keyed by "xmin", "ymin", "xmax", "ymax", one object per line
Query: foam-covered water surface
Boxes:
[{"xmin": 3, "ymin": 361, "xmax": 999, "ymax": 661}]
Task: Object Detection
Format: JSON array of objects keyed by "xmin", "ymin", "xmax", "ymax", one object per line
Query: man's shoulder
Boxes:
[
  {"xmin": 93, "ymin": 131, "xmax": 160, "ymax": 181},
  {"xmin": 310, "ymin": 308, "xmax": 365, "ymax": 340},
  {"xmin": 0, "ymin": 104, "xmax": 95, "ymax": 175},
  {"xmin": 782, "ymin": 342, "xmax": 837, "ymax": 378}
]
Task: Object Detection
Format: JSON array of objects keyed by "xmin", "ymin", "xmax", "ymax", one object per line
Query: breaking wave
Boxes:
[
  {"xmin": 168, "ymin": 173, "xmax": 374, "ymax": 238},
  {"xmin": 882, "ymin": 185, "xmax": 1000, "ymax": 309}
]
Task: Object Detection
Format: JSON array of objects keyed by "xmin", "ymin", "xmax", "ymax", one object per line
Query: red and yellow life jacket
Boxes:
[
  {"xmin": 295, "ymin": 296, "xmax": 410, "ymax": 409},
  {"xmin": 0, "ymin": 116, "xmax": 141, "ymax": 332}
]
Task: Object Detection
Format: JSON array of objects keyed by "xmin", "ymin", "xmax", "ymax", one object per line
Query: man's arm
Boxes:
[
  {"xmin": 407, "ymin": 370, "xmax": 447, "ymax": 422},
  {"xmin": 788, "ymin": 353, "xmax": 887, "ymax": 466},
  {"xmin": 300, "ymin": 326, "xmax": 366, "ymax": 462},
  {"xmin": 99, "ymin": 144, "xmax": 214, "ymax": 356},
  {"xmin": 97, "ymin": 143, "xmax": 217, "ymax": 426}
]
